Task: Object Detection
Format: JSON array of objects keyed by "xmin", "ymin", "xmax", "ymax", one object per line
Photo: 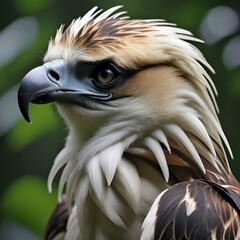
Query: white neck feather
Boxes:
[{"xmin": 47, "ymin": 85, "xmax": 232, "ymax": 238}]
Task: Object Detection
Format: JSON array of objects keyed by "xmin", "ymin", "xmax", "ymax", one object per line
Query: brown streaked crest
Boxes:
[{"xmin": 44, "ymin": 5, "xmax": 206, "ymax": 71}]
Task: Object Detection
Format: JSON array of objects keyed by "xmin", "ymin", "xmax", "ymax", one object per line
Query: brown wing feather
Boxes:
[
  {"xmin": 44, "ymin": 195, "xmax": 74, "ymax": 240},
  {"xmin": 154, "ymin": 180, "xmax": 240, "ymax": 240}
]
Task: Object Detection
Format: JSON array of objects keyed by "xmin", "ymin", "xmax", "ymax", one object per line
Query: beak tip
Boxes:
[
  {"xmin": 19, "ymin": 104, "xmax": 31, "ymax": 123},
  {"xmin": 24, "ymin": 115, "xmax": 31, "ymax": 124},
  {"xmin": 18, "ymin": 92, "xmax": 31, "ymax": 123}
]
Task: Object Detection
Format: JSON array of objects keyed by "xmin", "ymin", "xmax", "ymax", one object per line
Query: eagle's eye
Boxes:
[{"xmin": 97, "ymin": 68, "xmax": 114, "ymax": 83}]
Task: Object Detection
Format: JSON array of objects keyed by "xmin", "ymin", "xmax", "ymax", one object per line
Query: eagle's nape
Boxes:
[{"xmin": 17, "ymin": 5, "xmax": 240, "ymax": 240}]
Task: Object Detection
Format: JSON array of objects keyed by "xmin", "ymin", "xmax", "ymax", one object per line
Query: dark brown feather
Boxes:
[
  {"xmin": 44, "ymin": 195, "xmax": 74, "ymax": 240},
  {"xmin": 154, "ymin": 180, "xmax": 240, "ymax": 240}
]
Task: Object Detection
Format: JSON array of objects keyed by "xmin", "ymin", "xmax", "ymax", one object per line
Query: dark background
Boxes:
[{"xmin": 1, "ymin": 0, "xmax": 240, "ymax": 239}]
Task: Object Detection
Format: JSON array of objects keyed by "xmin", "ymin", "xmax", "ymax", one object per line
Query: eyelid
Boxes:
[{"xmin": 108, "ymin": 62, "xmax": 123, "ymax": 74}]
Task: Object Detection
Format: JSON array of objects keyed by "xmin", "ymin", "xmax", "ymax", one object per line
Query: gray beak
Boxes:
[{"xmin": 18, "ymin": 59, "xmax": 111, "ymax": 122}]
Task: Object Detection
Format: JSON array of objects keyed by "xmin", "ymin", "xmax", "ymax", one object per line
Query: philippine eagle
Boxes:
[{"xmin": 18, "ymin": 6, "xmax": 240, "ymax": 240}]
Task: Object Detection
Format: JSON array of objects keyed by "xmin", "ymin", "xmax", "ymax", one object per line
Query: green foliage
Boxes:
[
  {"xmin": 7, "ymin": 104, "xmax": 61, "ymax": 151},
  {"xmin": 0, "ymin": 15, "xmax": 56, "ymax": 95},
  {"xmin": 11, "ymin": 0, "xmax": 55, "ymax": 14},
  {"xmin": 170, "ymin": 2, "xmax": 209, "ymax": 28},
  {"xmin": 1, "ymin": 176, "xmax": 57, "ymax": 235},
  {"xmin": 230, "ymin": 67, "xmax": 240, "ymax": 95}
]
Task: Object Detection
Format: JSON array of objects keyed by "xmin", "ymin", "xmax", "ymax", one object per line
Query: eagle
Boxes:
[{"xmin": 18, "ymin": 6, "xmax": 240, "ymax": 240}]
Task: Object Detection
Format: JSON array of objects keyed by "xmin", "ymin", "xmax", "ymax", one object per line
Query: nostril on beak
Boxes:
[{"xmin": 47, "ymin": 69, "xmax": 60, "ymax": 82}]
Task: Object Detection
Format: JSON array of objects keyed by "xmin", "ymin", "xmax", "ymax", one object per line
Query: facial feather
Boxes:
[{"xmin": 113, "ymin": 65, "xmax": 191, "ymax": 120}]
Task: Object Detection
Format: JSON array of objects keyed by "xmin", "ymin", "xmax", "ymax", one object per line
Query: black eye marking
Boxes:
[{"xmin": 74, "ymin": 60, "xmax": 139, "ymax": 92}]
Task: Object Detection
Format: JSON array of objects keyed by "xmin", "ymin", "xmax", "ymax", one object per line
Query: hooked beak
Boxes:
[{"xmin": 18, "ymin": 59, "xmax": 112, "ymax": 123}]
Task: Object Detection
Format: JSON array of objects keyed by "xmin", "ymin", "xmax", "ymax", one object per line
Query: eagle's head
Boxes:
[
  {"xmin": 17, "ymin": 6, "xmax": 239, "ymax": 239},
  {"xmin": 18, "ymin": 6, "xmax": 232, "ymax": 188}
]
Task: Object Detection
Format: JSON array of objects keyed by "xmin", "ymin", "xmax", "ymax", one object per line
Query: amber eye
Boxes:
[{"xmin": 96, "ymin": 68, "xmax": 114, "ymax": 83}]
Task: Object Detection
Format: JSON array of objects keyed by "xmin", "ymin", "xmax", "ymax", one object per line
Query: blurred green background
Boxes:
[{"xmin": 1, "ymin": 0, "xmax": 240, "ymax": 239}]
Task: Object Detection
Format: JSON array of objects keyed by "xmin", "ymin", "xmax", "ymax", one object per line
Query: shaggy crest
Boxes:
[{"xmin": 44, "ymin": 6, "xmax": 223, "ymax": 127}]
